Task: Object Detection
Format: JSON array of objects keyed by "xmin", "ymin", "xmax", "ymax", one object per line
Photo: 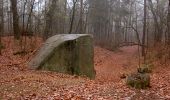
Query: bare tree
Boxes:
[
  {"xmin": 44, "ymin": 0, "xmax": 58, "ymax": 40},
  {"xmin": 148, "ymin": 0, "xmax": 162, "ymax": 43},
  {"xmin": 142, "ymin": 0, "xmax": 147, "ymax": 62},
  {"xmin": 69, "ymin": 0, "xmax": 78, "ymax": 34},
  {"xmin": 0, "ymin": 0, "xmax": 3, "ymax": 55},
  {"xmin": 167, "ymin": 0, "xmax": 170, "ymax": 45},
  {"xmin": 10, "ymin": 0, "xmax": 20, "ymax": 40},
  {"xmin": 79, "ymin": 0, "xmax": 83, "ymax": 34}
]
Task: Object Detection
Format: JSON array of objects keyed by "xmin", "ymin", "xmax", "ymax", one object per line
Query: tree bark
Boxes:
[
  {"xmin": 148, "ymin": 0, "xmax": 162, "ymax": 43},
  {"xmin": 69, "ymin": 0, "xmax": 77, "ymax": 34},
  {"xmin": 142, "ymin": 0, "xmax": 147, "ymax": 60},
  {"xmin": 167, "ymin": 0, "xmax": 170, "ymax": 45},
  {"xmin": 79, "ymin": 0, "xmax": 83, "ymax": 34},
  {"xmin": 10, "ymin": 0, "xmax": 20, "ymax": 40},
  {"xmin": 0, "ymin": 0, "xmax": 3, "ymax": 55},
  {"xmin": 44, "ymin": 0, "xmax": 57, "ymax": 40}
]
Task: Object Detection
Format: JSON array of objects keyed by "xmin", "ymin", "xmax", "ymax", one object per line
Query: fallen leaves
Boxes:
[{"xmin": 0, "ymin": 37, "xmax": 170, "ymax": 99}]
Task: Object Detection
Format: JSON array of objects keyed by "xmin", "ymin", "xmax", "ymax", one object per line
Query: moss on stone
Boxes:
[
  {"xmin": 29, "ymin": 34, "xmax": 96, "ymax": 79},
  {"xmin": 126, "ymin": 72, "xmax": 150, "ymax": 89}
]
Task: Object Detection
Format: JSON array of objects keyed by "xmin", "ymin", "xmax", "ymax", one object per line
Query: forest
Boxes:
[{"xmin": 0, "ymin": 0, "xmax": 170, "ymax": 99}]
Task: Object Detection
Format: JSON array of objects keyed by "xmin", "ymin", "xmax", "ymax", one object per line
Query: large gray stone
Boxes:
[{"xmin": 28, "ymin": 34, "xmax": 95, "ymax": 79}]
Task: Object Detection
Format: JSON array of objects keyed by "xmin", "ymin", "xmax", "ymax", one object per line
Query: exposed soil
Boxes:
[{"xmin": 0, "ymin": 37, "xmax": 170, "ymax": 99}]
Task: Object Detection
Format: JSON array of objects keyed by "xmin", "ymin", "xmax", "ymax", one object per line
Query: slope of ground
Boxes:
[
  {"xmin": 94, "ymin": 46, "xmax": 139, "ymax": 82},
  {"xmin": 0, "ymin": 37, "xmax": 170, "ymax": 99}
]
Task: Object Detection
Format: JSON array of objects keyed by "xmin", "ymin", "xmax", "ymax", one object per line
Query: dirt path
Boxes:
[
  {"xmin": 94, "ymin": 46, "xmax": 139, "ymax": 82},
  {"xmin": 0, "ymin": 37, "xmax": 170, "ymax": 99}
]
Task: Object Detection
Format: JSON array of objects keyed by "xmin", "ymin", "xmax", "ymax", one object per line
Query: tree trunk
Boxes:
[
  {"xmin": 167, "ymin": 0, "xmax": 170, "ymax": 45},
  {"xmin": 79, "ymin": 0, "xmax": 83, "ymax": 34},
  {"xmin": 10, "ymin": 0, "xmax": 20, "ymax": 40},
  {"xmin": 148, "ymin": 0, "xmax": 162, "ymax": 43},
  {"xmin": 44, "ymin": 0, "xmax": 57, "ymax": 40},
  {"xmin": 0, "ymin": 0, "xmax": 3, "ymax": 55},
  {"xmin": 142, "ymin": 0, "xmax": 147, "ymax": 61},
  {"xmin": 69, "ymin": 0, "xmax": 77, "ymax": 34}
]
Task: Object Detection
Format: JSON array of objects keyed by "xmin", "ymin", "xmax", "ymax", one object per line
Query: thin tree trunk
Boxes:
[
  {"xmin": 23, "ymin": 0, "xmax": 35, "ymax": 51},
  {"xmin": 148, "ymin": 0, "xmax": 162, "ymax": 43},
  {"xmin": 44, "ymin": 0, "xmax": 57, "ymax": 40},
  {"xmin": 69, "ymin": 0, "xmax": 77, "ymax": 34},
  {"xmin": 64, "ymin": 0, "xmax": 67, "ymax": 33},
  {"xmin": 20, "ymin": 0, "xmax": 27, "ymax": 51},
  {"xmin": 79, "ymin": 0, "xmax": 83, "ymax": 34},
  {"xmin": 0, "ymin": 0, "xmax": 3, "ymax": 55},
  {"xmin": 167, "ymin": 0, "xmax": 170, "ymax": 45},
  {"xmin": 142, "ymin": 0, "xmax": 147, "ymax": 62}
]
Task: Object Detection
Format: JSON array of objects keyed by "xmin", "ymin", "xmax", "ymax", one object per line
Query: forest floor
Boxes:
[{"xmin": 0, "ymin": 37, "xmax": 170, "ymax": 100}]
